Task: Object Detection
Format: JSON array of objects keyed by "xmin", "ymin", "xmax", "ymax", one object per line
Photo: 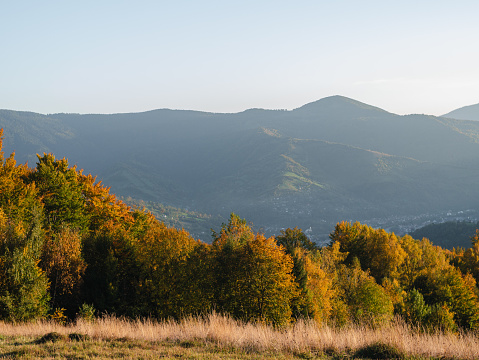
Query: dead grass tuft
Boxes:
[{"xmin": 68, "ymin": 332, "xmax": 91, "ymax": 341}]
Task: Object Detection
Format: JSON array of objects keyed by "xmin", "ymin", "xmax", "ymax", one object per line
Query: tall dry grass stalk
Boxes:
[{"xmin": 1, "ymin": 313, "xmax": 478, "ymax": 359}]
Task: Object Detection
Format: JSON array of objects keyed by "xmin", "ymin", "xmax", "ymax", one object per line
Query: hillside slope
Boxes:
[
  {"xmin": 443, "ymin": 102, "xmax": 479, "ymax": 121},
  {"xmin": 2, "ymin": 96, "xmax": 479, "ymax": 242}
]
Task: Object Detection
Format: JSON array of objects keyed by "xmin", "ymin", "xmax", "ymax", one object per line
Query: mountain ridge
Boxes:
[
  {"xmin": 443, "ymin": 102, "xmax": 479, "ymax": 121},
  {"xmin": 1, "ymin": 95, "xmax": 479, "ymax": 243}
]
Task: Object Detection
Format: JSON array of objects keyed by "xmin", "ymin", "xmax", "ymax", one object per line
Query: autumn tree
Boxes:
[
  {"xmin": 134, "ymin": 213, "xmax": 199, "ymax": 319},
  {"xmin": 398, "ymin": 235, "xmax": 424, "ymax": 289},
  {"xmin": 403, "ymin": 288, "xmax": 430, "ymax": 327},
  {"xmin": 276, "ymin": 227, "xmax": 318, "ymax": 252},
  {"xmin": 330, "ymin": 221, "xmax": 406, "ymax": 283},
  {"xmin": 213, "ymin": 214, "xmax": 298, "ymax": 326},
  {"xmin": 40, "ymin": 227, "xmax": 86, "ymax": 317},
  {"xmin": 79, "ymin": 173, "xmax": 134, "ymax": 232},
  {"xmin": 0, "ymin": 130, "xmax": 49, "ymax": 321},
  {"xmin": 276, "ymin": 228, "xmax": 333, "ymax": 323},
  {"xmin": 413, "ymin": 265, "xmax": 479, "ymax": 330},
  {"xmin": 0, "ymin": 129, "xmax": 38, "ymax": 225},
  {"xmin": 81, "ymin": 221, "xmax": 141, "ymax": 316},
  {"xmin": 452, "ymin": 230, "xmax": 479, "ymax": 285},
  {"xmin": 179, "ymin": 241, "xmax": 215, "ymax": 315}
]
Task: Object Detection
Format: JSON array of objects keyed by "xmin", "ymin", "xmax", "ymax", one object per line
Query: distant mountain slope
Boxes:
[
  {"xmin": 0, "ymin": 110, "xmax": 74, "ymax": 164},
  {"xmin": 50, "ymin": 96, "xmax": 479, "ymax": 165},
  {"xmin": 409, "ymin": 221, "xmax": 479, "ymax": 250},
  {"xmin": 2, "ymin": 95, "xmax": 479, "ymax": 243},
  {"xmin": 443, "ymin": 102, "xmax": 479, "ymax": 121}
]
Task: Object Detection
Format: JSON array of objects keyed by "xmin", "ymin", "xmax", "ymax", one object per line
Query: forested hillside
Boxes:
[
  {"xmin": 121, "ymin": 197, "xmax": 224, "ymax": 240},
  {"xmin": 2, "ymin": 127, "xmax": 479, "ymax": 332},
  {"xmin": 409, "ymin": 221, "xmax": 479, "ymax": 250},
  {"xmin": 1, "ymin": 96, "xmax": 479, "ymax": 243}
]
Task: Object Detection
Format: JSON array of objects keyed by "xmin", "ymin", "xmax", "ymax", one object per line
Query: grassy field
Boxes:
[{"xmin": 0, "ymin": 313, "xmax": 478, "ymax": 359}]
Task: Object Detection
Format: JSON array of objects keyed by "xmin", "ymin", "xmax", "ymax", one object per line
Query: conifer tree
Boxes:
[{"xmin": 0, "ymin": 207, "xmax": 49, "ymax": 321}]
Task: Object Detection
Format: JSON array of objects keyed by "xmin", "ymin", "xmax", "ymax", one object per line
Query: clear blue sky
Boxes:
[{"xmin": 1, "ymin": 1, "xmax": 478, "ymax": 115}]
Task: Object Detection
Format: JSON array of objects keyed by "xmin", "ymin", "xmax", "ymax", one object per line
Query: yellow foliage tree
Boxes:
[
  {"xmin": 135, "ymin": 214, "xmax": 199, "ymax": 318},
  {"xmin": 455, "ymin": 230, "xmax": 479, "ymax": 284},
  {"xmin": 398, "ymin": 234, "xmax": 424, "ymax": 289},
  {"xmin": 213, "ymin": 214, "xmax": 298, "ymax": 326},
  {"xmin": 79, "ymin": 173, "xmax": 135, "ymax": 232},
  {"xmin": 0, "ymin": 129, "xmax": 39, "ymax": 226},
  {"xmin": 276, "ymin": 228, "xmax": 333, "ymax": 324},
  {"xmin": 330, "ymin": 221, "xmax": 406, "ymax": 283},
  {"xmin": 41, "ymin": 226, "xmax": 86, "ymax": 316}
]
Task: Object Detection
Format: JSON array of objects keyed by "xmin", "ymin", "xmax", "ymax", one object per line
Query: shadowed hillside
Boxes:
[{"xmin": 2, "ymin": 96, "xmax": 479, "ymax": 242}]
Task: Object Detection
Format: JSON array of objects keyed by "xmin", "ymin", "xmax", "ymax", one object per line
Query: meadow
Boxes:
[{"xmin": 1, "ymin": 313, "xmax": 478, "ymax": 359}]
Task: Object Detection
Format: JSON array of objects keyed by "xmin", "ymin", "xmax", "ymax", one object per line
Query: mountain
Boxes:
[
  {"xmin": 443, "ymin": 102, "xmax": 479, "ymax": 121},
  {"xmin": 294, "ymin": 95, "xmax": 392, "ymax": 117},
  {"xmin": 409, "ymin": 220, "xmax": 479, "ymax": 250},
  {"xmin": 2, "ymin": 96, "xmax": 479, "ymax": 243}
]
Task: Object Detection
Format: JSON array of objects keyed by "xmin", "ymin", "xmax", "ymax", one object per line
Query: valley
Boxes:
[{"xmin": 2, "ymin": 95, "xmax": 479, "ymax": 244}]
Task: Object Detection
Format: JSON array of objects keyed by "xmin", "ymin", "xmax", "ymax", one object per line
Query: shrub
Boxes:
[
  {"xmin": 48, "ymin": 308, "xmax": 68, "ymax": 325},
  {"xmin": 355, "ymin": 341, "xmax": 404, "ymax": 359},
  {"xmin": 35, "ymin": 332, "xmax": 67, "ymax": 344},
  {"xmin": 77, "ymin": 303, "xmax": 96, "ymax": 322}
]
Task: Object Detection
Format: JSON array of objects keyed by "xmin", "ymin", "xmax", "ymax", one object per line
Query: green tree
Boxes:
[
  {"xmin": 413, "ymin": 266, "xmax": 479, "ymax": 330},
  {"xmin": 81, "ymin": 224, "xmax": 141, "ymax": 317},
  {"xmin": 276, "ymin": 227, "xmax": 319, "ymax": 252},
  {"xmin": 403, "ymin": 288, "xmax": 430, "ymax": 327},
  {"xmin": 26, "ymin": 153, "xmax": 89, "ymax": 232},
  {"xmin": 0, "ymin": 207, "xmax": 49, "ymax": 321},
  {"xmin": 337, "ymin": 258, "xmax": 394, "ymax": 325}
]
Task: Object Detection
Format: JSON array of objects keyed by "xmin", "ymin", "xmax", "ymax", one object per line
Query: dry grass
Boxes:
[{"xmin": 1, "ymin": 313, "xmax": 478, "ymax": 359}]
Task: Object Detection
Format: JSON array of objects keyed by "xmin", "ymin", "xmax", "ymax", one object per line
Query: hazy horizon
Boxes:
[{"xmin": 2, "ymin": 1, "xmax": 479, "ymax": 116}]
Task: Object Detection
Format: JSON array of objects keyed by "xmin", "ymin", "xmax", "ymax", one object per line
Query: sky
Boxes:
[{"xmin": 1, "ymin": 1, "xmax": 479, "ymax": 116}]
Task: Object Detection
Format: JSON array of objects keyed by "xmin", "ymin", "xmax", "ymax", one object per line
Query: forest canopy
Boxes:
[{"xmin": 1, "ymin": 128, "xmax": 479, "ymax": 331}]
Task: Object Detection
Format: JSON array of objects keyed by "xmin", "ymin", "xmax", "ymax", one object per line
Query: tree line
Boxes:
[{"xmin": 1, "ymin": 128, "xmax": 479, "ymax": 331}]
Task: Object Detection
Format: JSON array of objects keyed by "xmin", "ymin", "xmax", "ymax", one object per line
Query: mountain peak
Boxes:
[
  {"xmin": 294, "ymin": 95, "xmax": 393, "ymax": 117},
  {"xmin": 442, "ymin": 102, "xmax": 479, "ymax": 121}
]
